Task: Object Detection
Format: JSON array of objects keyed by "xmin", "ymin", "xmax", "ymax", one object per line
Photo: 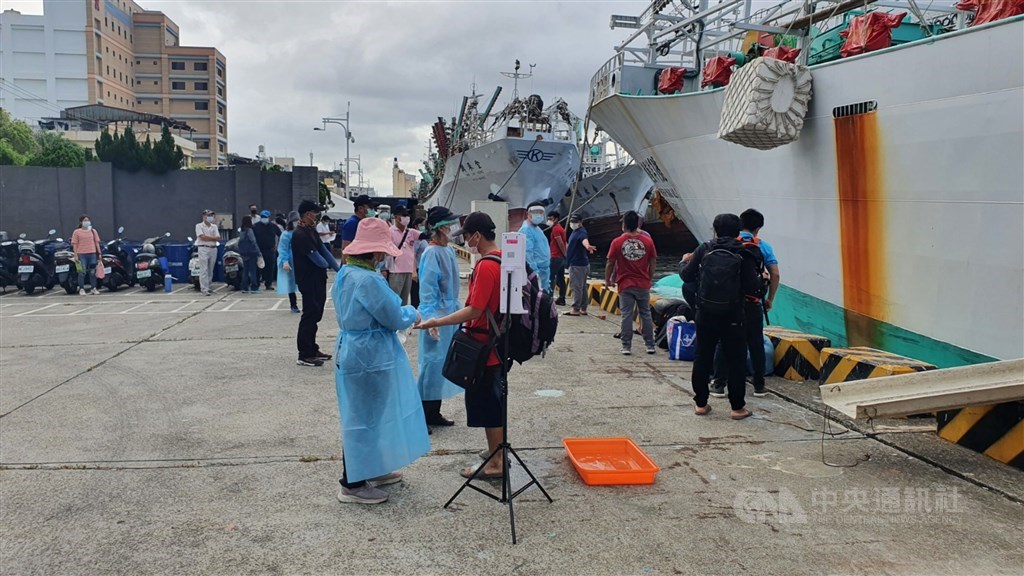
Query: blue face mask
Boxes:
[
  {"xmin": 531, "ymin": 214, "xmax": 545, "ymax": 226},
  {"xmin": 366, "ymin": 209, "xmax": 377, "ymax": 218}
]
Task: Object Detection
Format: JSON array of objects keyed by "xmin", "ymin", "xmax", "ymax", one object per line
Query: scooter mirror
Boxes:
[
  {"xmin": 48, "ymin": 229, "xmax": 56, "ymax": 235},
  {"xmin": 187, "ymin": 236, "xmax": 194, "ymax": 242},
  {"xmin": 19, "ymin": 233, "xmax": 26, "ymax": 239},
  {"xmin": 118, "ymin": 226, "xmax": 125, "ymax": 234},
  {"xmin": 164, "ymin": 232, "xmax": 171, "ymax": 237},
  {"xmin": 57, "ymin": 238, "xmax": 64, "ymax": 242}
]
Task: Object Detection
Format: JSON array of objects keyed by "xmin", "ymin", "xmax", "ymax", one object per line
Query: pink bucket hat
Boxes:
[{"xmin": 343, "ymin": 217, "xmax": 402, "ymax": 257}]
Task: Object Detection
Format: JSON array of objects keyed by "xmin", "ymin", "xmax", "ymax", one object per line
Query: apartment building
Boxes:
[{"xmin": 1, "ymin": 0, "xmax": 227, "ymax": 166}]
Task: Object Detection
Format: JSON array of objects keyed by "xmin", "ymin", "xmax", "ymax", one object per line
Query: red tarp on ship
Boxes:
[
  {"xmin": 840, "ymin": 12, "xmax": 907, "ymax": 58},
  {"xmin": 762, "ymin": 45, "xmax": 801, "ymax": 63},
  {"xmin": 700, "ymin": 56, "xmax": 736, "ymax": 88},
  {"xmin": 658, "ymin": 67, "xmax": 687, "ymax": 94},
  {"xmin": 955, "ymin": 0, "xmax": 1024, "ymax": 26}
]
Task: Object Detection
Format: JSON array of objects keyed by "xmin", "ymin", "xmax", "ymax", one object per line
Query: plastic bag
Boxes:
[
  {"xmin": 955, "ymin": 0, "xmax": 1024, "ymax": 26},
  {"xmin": 701, "ymin": 56, "xmax": 737, "ymax": 89},
  {"xmin": 668, "ymin": 317, "xmax": 697, "ymax": 361},
  {"xmin": 840, "ymin": 12, "xmax": 906, "ymax": 58},
  {"xmin": 744, "ymin": 334, "xmax": 775, "ymax": 375},
  {"xmin": 762, "ymin": 46, "xmax": 801, "ymax": 63},
  {"xmin": 658, "ymin": 67, "xmax": 687, "ymax": 94}
]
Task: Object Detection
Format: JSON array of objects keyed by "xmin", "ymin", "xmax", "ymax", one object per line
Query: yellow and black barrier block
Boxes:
[
  {"xmin": 937, "ymin": 402, "xmax": 1024, "ymax": 470},
  {"xmin": 763, "ymin": 327, "xmax": 832, "ymax": 382},
  {"xmin": 818, "ymin": 346, "xmax": 936, "ymax": 386}
]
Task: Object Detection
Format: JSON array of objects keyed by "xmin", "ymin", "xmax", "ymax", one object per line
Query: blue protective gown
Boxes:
[
  {"xmin": 519, "ymin": 221, "xmax": 551, "ymax": 291},
  {"xmin": 332, "ymin": 266, "xmax": 430, "ymax": 483},
  {"xmin": 416, "ymin": 244, "xmax": 462, "ymax": 401},
  {"xmin": 276, "ymin": 229, "xmax": 297, "ymax": 295}
]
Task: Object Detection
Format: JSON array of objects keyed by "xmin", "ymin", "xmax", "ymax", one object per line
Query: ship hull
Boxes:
[
  {"xmin": 425, "ymin": 137, "xmax": 579, "ymax": 227},
  {"xmin": 591, "ymin": 17, "xmax": 1024, "ymax": 365}
]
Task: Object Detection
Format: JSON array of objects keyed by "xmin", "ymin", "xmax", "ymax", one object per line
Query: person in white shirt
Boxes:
[
  {"xmin": 194, "ymin": 209, "xmax": 220, "ymax": 296},
  {"xmin": 317, "ymin": 216, "xmax": 336, "ymax": 251}
]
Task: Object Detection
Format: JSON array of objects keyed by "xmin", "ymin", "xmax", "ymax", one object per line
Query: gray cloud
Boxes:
[{"xmin": 10, "ymin": 0, "xmax": 645, "ymax": 193}]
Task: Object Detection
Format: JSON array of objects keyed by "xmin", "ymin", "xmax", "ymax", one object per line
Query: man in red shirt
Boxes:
[
  {"xmin": 415, "ymin": 212, "xmax": 506, "ymax": 480},
  {"xmin": 605, "ymin": 210, "xmax": 657, "ymax": 355},
  {"xmin": 547, "ymin": 211, "xmax": 568, "ymax": 306}
]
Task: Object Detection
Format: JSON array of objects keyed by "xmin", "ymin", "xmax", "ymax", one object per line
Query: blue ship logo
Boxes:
[{"xmin": 518, "ymin": 149, "xmax": 555, "ymax": 163}]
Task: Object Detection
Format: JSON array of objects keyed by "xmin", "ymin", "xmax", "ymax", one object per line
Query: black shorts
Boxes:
[{"xmin": 465, "ymin": 365, "xmax": 504, "ymax": 428}]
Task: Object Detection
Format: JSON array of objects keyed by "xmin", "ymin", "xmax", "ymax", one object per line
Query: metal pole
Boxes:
[{"xmin": 345, "ymin": 101, "xmax": 352, "ymax": 199}]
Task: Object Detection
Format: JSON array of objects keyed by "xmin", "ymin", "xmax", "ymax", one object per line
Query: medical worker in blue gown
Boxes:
[
  {"xmin": 416, "ymin": 207, "xmax": 463, "ymax": 428},
  {"xmin": 333, "ymin": 217, "xmax": 430, "ymax": 505},
  {"xmin": 520, "ymin": 201, "xmax": 551, "ymax": 291},
  {"xmin": 276, "ymin": 211, "xmax": 301, "ymax": 313}
]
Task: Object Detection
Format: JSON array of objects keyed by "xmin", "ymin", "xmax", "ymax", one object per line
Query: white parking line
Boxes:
[
  {"xmin": 120, "ymin": 301, "xmax": 151, "ymax": 314},
  {"xmin": 271, "ymin": 299, "xmax": 283, "ymax": 311},
  {"xmin": 220, "ymin": 299, "xmax": 241, "ymax": 312},
  {"xmin": 171, "ymin": 285, "xmax": 193, "ymax": 294},
  {"xmin": 171, "ymin": 300, "xmax": 197, "ymax": 313},
  {"xmin": 68, "ymin": 306, "xmax": 95, "ymax": 315},
  {"xmin": 13, "ymin": 303, "xmax": 60, "ymax": 317}
]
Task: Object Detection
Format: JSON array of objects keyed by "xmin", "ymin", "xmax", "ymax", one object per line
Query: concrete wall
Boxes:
[{"xmin": 0, "ymin": 163, "xmax": 318, "ymax": 242}]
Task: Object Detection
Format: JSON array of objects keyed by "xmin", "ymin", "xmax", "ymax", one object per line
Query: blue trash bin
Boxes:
[{"xmin": 162, "ymin": 243, "xmax": 191, "ymax": 283}]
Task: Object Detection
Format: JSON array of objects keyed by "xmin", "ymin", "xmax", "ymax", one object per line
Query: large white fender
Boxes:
[{"xmin": 718, "ymin": 57, "xmax": 813, "ymax": 150}]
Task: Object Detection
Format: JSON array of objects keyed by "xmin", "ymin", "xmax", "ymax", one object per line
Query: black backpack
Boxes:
[
  {"xmin": 738, "ymin": 236, "xmax": 768, "ymax": 301},
  {"xmin": 696, "ymin": 243, "xmax": 744, "ymax": 315},
  {"xmin": 479, "ymin": 255, "xmax": 558, "ymax": 364}
]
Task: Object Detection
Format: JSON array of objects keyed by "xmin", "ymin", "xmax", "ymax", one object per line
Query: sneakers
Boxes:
[
  {"xmin": 336, "ymin": 485, "xmax": 388, "ymax": 505},
  {"xmin": 367, "ymin": 472, "xmax": 403, "ymax": 487},
  {"xmin": 90, "ymin": 288, "xmax": 100, "ymax": 295},
  {"xmin": 753, "ymin": 383, "xmax": 768, "ymax": 397},
  {"xmin": 290, "ymin": 307, "xmax": 301, "ymax": 314},
  {"xmin": 620, "ymin": 347, "xmax": 631, "ymax": 356},
  {"xmin": 646, "ymin": 345, "xmax": 657, "ymax": 355},
  {"xmin": 296, "ymin": 357, "xmax": 324, "ymax": 367},
  {"xmin": 555, "ymin": 298, "xmax": 566, "ymax": 306},
  {"xmin": 314, "ymin": 351, "xmax": 333, "ymax": 361},
  {"xmin": 709, "ymin": 383, "xmax": 727, "ymax": 398},
  {"xmin": 79, "ymin": 288, "xmax": 86, "ymax": 296}
]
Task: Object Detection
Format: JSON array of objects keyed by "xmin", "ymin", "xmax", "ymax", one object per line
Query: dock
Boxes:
[{"xmin": 0, "ymin": 271, "xmax": 1022, "ymax": 575}]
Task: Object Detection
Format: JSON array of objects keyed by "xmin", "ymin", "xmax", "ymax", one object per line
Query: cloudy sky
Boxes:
[{"xmin": 9, "ymin": 0, "xmax": 647, "ymax": 194}]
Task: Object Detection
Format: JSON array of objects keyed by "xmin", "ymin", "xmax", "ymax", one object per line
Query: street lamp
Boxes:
[{"xmin": 314, "ymin": 101, "xmax": 355, "ymax": 198}]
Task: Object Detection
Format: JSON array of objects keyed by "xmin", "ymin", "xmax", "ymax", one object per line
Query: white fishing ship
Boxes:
[
  {"xmin": 588, "ymin": 1, "xmax": 1024, "ymax": 366},
  {"xmin": 423, "ymin": 62, "xmax": 580, "ymax": 228}
]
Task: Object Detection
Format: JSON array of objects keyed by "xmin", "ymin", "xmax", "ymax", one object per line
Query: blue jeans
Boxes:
[
  {"xmin": 77, "ymin": 253, "xmax": 98, "ymax": 289},
  {"xmin": 242, "ymin": 256, "xmax": 260, "ymax": 291}
]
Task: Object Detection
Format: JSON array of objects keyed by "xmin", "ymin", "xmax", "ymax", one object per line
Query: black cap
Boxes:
[
  {"xmin": 392, "ymin": 205, "xmax": 409, "ymax": 217},
  {"xmin": 426, "ymin": 206, "xmax": 459, "ymax": 227},
  {"xmin": 352, "ymin": 195, "xmax": 376, "ymax": 209},
  {"xmin": 297, "ymin": 200, "xmax": 323, "ymax": 215},
  {"xmin": 569, "ymin": 213, "xmax": 583, "ymax": 223},
  {"xmin": 451, "ymin": 211, "xmax": 495, "ymax": 238}
]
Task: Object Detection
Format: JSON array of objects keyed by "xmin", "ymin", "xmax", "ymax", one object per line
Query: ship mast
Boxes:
[{"xmin": 500, "ymin": 59, "xmax": 533, "ymax": 99}]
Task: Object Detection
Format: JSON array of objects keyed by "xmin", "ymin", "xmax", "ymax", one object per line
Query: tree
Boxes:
[
  {"xmin": 93, "ymin": 125, "xmax": 184, "ymax": 173},
  {"xmin": 318, "ymin": 181, "xmax": 335, "ymax": 207},
  {"xmin": 0, "ymin": 109, "xmax": 38, "ymax": 165},
  {"xmin": 26, "ymin": 131, "xmax": 85, "ymax": 167}
]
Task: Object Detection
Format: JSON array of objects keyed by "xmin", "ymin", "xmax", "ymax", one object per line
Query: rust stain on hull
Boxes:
[{"xmin": 834, "ymin": 112, "xmax": 887, "ymax": 324}]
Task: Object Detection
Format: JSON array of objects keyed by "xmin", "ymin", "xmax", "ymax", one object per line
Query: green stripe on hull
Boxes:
[{"xmin": 653, "ymin": 277, "xmax": 996, "ymax": 369}]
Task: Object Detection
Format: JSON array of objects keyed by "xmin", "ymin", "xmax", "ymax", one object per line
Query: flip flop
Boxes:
[
  {"xmin": 460, "ymin": 465, "xmax": 503, "ymax": 480},
  {"xmin": 579, "ymin": 311, "xmax": 588, "ymax": 315},
  {"xmin": 562, "ymin": 311, "xmax": 581, "ymax": 316},
  {"xmin": 694, "ymin": 404, "xmax": 712, "ymax": 416},
  {"xmin": 730, "ymin": 409, "xmax": 753, "ymax": 421}
]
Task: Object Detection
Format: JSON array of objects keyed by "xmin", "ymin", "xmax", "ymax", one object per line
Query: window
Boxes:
[
  {"xmin": 194, "ymin": 62, "xmax": 208, "ymax": 71},
  {"xmin": 106, "ymin": 65, "xmax": 110, "ymax": 74},
  {"xmin": 171, "ymin": 62, "xmax": 185, "ymax": 70},
  {"xmin": 137, "ymin": 98, "xmax": 142, "ymax": 104},
  {"xmin": 217, "ymin": 104, "xmax": 224, "ymax": 115},
  {"xmin": 105, "ymin": 47, "xmax": 108, "ymax": 53},
  {"xmin": 172, "ymin": 81, "xmax": 185, "ymax": 90},
  {"xmin": 195, "ymin": 82, "xmax": 208, "ymax": 91},
  {"xmin": 136, "ymin": 60, "xmax": 140, "ymax": 65},
  {"xmin": 104, "ymin": 17, "xmax": 108, "ymax": 26},
  {"xmin": 153, "ymin": 100, "xmax": 159, "ymax": 105},
  {"xmin": 197, "ymin": 141, "xmax": 210, "ymax": 150},
  {"xmin": 219, "ymin": 143, "xmax": 225, "ymax": 152},
  {"xmin": 117, "ymin": 25, "xmax": 121, "ymax": 34},
  {"xmin": 217, "ymin": 68, "xmax": 223, "ymax": 77},
  {"xmin": 152, "ymin": 60, "xmax": 157, "ymax": 65},
  {"xmin": 194, "ymin": 102, "xmax": 209, "ymax": 111},
  {"xmin": 218, "ymin": 124, "xmax": 224, "ymax": 134},
  {"xmin": 106, "ymin": 90, "xmax": 110, "ymax": 97},
  {"xmin": 217, "ymin": 87, "xmax": 223, "ymax": 96}
]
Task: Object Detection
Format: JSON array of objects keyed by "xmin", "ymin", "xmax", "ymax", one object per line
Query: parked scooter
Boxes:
[
  {"xmin": 134, "ymin": 232, "xmax": 171, "ymax": 292},
  {"xmin": 187, "ymin": 238, "xmax": 201, "ymax": 291},
  {"xmin": 0, "ymin": 238, "xmax": 19, "ymax": 292},
  {"xmin": 17, "ymin": 229, "xmax": 60, "ymax": 295},
  {"xmin": 55, "ymin": 245, "xmax": 80, "ymax": 294},
  {"xmin": 222, "ymin": 236, "xmax": 243, "ymax": 291},
  {"xmin": 103, "ymin": 226, "xmax": 136, "ymax": 292}
]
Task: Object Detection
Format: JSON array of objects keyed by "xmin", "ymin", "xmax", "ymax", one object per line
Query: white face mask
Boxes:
[
  {"xmin": 206, "ymin": 216, "xmax": 215, "ymax": 223},
  {"xmin": 466, "ymin": 233, "xmax": 480, "ymax": 255},
  {"xmin": 82, "ymin": 221, "xmax": 92, "ymax": 229},
  {"xmin": 260, "ymin": 217, "xmax": 269, "ymax": 224},
  {"xmin": 570, "ymin": 222, "xmax": 581, "ymax": 230},
  {"xmin": 399, "ymin": 216, "xmax": 410, "ymax": 226},
  {"xmin": 530, "ymin": 214, "xmax": 544, "ymax": 226}
]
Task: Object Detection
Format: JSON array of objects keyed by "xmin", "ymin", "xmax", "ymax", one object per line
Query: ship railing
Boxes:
[{"xmin": 590, "ymin": 52, "xmax": 624, "ymax": 106}]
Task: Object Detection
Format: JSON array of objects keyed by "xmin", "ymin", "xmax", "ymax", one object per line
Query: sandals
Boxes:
[
  {"xmin": 730, "ymin": 408, "xmax": 753, "ymax": 420},
  {"xmin": 460, "ymin": 465, "xmax": 504, "ymax": 480},
  {"xmin": 694, "ymin": 404, "xmax": 712, "ymax": 416},
  {"xmin": 563, "ymin": 311, "xmax": 582, "ymax": 317}
]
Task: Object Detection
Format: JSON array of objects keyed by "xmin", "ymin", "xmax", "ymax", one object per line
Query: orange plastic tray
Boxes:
[{"xmin": 562, "ymin": 437, "xmax": 660, "ymax": 485}]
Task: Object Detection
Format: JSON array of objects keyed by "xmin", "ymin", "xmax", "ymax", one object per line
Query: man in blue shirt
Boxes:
[
  {"xmin": 519, "ymin": 202, "xmax": 551, "ymax": 291},
  {"xmin": 711, "ymin": 208, "xmax": 781, "ymax": 398},
  {"xmin": 564, "ymin": 213, "xmax": 597, "ymax": 315},
  {"xmin": 340, "ymin": 195, "xmax": 376, "ymax": 264}
]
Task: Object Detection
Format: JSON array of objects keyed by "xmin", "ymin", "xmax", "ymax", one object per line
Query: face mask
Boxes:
[
  {"xmin": 570, "ymin": 222, "xmax": 581, "ymax": 230},
  {"xmin": 380, "ymin": 214, "xmax": 392, "ymax": 221},
  {"xmin": 438, "ymin": 226, "xmax": 450, "ymax": 237},
  {"xmin": 206, "ymin": 216, "xmax": 215, "ymax": 223},
  {"xmin": 367, "ymin": 209, "xmax": 377, "ymax": 218},
  {"xmin": 418, "ymin": 226, "xmax": 426, "ymax": 234},
  {"xmin": 375, "ymin": 260, "xmax": 386, "ymax": 271},
  {"xmin": 531, "ymin": 214, "xmax": 544, "ymax": 226},
  {"xmin": 400, "ymin": 216, "xmax": 410, "ymax": 226},
  {"xmin": 548, "ymin": 220, "xmax": 556, "ymax": 227},
  {"xmin": 260, "ymin": 217, "xmax": 269, "ymax": 224},
  {"xmin": 82, "ymin": 221, "xmax": 92, "ymax": 229},
  {"xmin": 466, "ymin": 233, "xmax": 480, "ymax": 255}
]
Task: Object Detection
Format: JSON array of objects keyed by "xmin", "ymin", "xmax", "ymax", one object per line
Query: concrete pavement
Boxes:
[{"xmin": 1, "ymin": 281, "xmax": 1022, "ymax": 575}]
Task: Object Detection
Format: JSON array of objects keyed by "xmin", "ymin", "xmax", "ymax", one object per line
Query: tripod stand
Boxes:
[{"xmin": 444, "ymin": 268, "xmax": 552, "ymax": 544}]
